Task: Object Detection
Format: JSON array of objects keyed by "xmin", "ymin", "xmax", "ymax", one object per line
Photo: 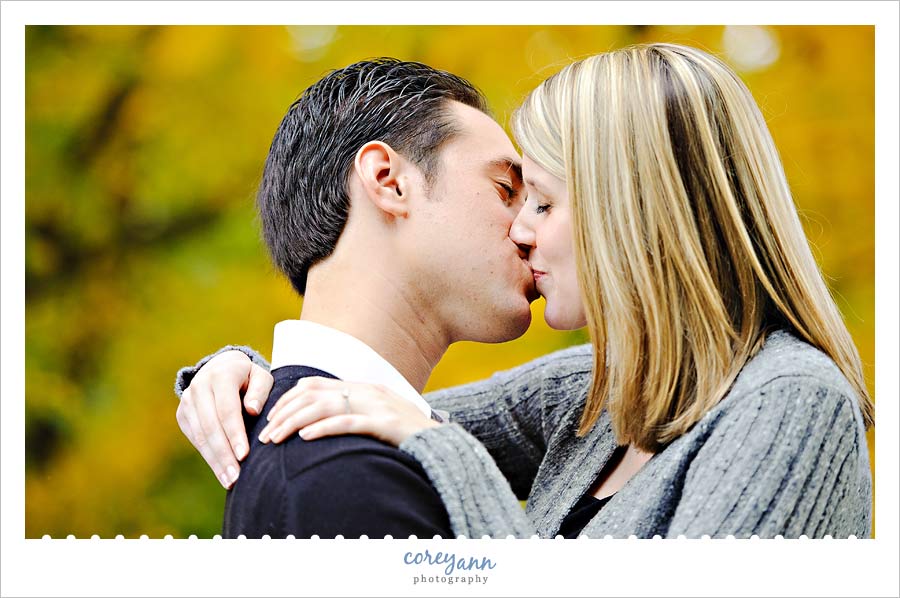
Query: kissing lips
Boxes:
[
  {"xmin": 518, "ymin": 260, "xmax": 540, "ymax": 302},
  {"xmin": 531, "ymin": 269, "xmax": 548, "ymax": 299}
]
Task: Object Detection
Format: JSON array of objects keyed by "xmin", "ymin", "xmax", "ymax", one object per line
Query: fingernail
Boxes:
[
  {"xmin": 258, "ymin": 431, "xmax": 269, "ymax": 443},
  {"xmin": 235, "ymin": 443, "xmax": 247, "ymax": 458},
  {"xmin": 219, "ymin": 472, "xmax": 230, "ymax": 488},
  {"xmin": 227, "ymin": 466, "xmax": 238, "ymax": 485},
  {"xmin": 248, "ymin": 400, "xmax": 260, "ymax": 413}
]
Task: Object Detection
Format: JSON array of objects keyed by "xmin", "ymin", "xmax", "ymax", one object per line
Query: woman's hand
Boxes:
[
  {"xmin": 258, "ymin": 377, "xmax": 439, "ymax": 448},
  {"xmin": 175, "ymin": 350, "xmax": 274, "ymax": 488}
]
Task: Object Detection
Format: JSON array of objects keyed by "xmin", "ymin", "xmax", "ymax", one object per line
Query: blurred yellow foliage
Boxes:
[{"xmin": 25, "ymin": 25, "xmax": 875, "ymax": 538}]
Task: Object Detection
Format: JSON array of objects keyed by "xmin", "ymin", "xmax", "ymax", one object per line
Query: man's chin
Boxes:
[
  {"xmin": 473, "ymin": 306, "xmax": 532, "ymax": 344},
  {"xmin": 500, "ymin": 304, "xmax": 533, "ymax": 342}
]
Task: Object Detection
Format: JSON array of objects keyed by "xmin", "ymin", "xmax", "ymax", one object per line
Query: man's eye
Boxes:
[{"xmin": 497, "ymin": 183, "xmax": 515, "ymax": 204}]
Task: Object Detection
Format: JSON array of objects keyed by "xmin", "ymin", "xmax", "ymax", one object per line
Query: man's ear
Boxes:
[{"xmin": 353, "ymin": 141, "xmax": 411, "ymax": 218}]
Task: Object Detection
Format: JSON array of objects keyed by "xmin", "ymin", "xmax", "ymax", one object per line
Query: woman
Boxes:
[{"xmin": 175, "ymin": 43, "xmax": 873, "ymax": 538}]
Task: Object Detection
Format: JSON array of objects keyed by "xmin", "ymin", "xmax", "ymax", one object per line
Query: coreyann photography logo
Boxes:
[{"xmin": 402, "ymin": 548, "xmax": 496, "ymax": 586}]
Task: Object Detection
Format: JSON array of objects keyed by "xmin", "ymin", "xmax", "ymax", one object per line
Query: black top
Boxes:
[
  {"xmin": 558, "ymin": 493, "xmax": 615, "ymax": 538},
  {"xmin": 557, "ymin": 444, "xmax": 628, "ymax": 538},
  {"xmin": 223, "ymin": 365, "xmax": 452, "ymax": 539}
]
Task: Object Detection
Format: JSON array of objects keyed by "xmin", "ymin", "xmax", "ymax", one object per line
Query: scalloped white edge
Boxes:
[{"xmin": 36, "ymin": 533, "xmax": 862, "ymax": 540}]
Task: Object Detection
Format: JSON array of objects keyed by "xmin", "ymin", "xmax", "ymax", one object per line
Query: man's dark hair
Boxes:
[{"xmin": 257, "ymin": 58, "xmax": 490, "ymax": 295}]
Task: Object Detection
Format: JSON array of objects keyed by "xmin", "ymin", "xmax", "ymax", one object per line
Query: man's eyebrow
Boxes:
[{"xmin": 486, "ymin": 158, "xmax": 523, "ymax": 183}]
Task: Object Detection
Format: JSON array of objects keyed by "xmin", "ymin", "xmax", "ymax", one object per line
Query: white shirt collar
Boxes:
[{"xmin": 270, "ymin": 320, "xmax": 432, "ymax": 417}]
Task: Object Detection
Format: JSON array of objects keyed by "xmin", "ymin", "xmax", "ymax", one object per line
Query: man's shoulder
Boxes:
[
  {"xmin": 287, "ymin": 433, "xmax": 451, "ymax": 534},
  {"xmin": 228, "ymin": 361, "xmax": 452, "ymax": 538},
  {"xmin": 260, "ymin": 364, "xmax": 426, "ymax": 477},
  {"xmin": 279, "ymin": 432, "xmax": 425, "ymax": 481},
  {"xmin": 270, "ymin": 364, "xmax": 338, "ymax": 394},
  {"xmin": 229, "ymin": 400, "xmax": 450, "ymax": 538}
]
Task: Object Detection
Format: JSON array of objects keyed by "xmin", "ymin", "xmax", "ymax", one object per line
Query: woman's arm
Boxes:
[
  {"xmin": 269, "ymin": 388, "xmax": 545, "ymax": 538},
  {"xmin": 174, "ymin": 345, "xmax": 270, "ymax": 399},
  {"xmin": 666, "ymin": 376, "xmax": 872, "ymax": 538},
  {"xmin": 399, "ymin": 423, "xmax": 540, "ymax": 538},
  {"xmin": 174, "ymin": 343, "xmax": 594, "ymax": 497},
  {"xmin": 254, "ymin": 375, "xmax": 559, "ymax": 537},
  {"xmin": 423, "ymin": 344, "xmax": 593, "ymax": 498}
]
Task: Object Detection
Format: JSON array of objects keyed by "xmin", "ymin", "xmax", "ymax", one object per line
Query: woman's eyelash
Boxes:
[{"xmin": 536, "ymin": 204, "xmax": 551, "ymax": 214}]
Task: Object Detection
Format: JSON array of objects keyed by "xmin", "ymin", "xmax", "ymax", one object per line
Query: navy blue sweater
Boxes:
[{"xmin": 223, "ymin": 366, "xmax": 451, "ymax": 538}]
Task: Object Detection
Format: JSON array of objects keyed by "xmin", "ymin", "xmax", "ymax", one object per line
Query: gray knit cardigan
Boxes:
[{"xmin": 175, "ymin": 330, "xmax": 872, "ymax": 539}]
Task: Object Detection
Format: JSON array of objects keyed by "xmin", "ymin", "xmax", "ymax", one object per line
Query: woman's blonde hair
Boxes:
[{"xmin": 512, "ymin": 43, "xmax": 874, "ymax": 451}]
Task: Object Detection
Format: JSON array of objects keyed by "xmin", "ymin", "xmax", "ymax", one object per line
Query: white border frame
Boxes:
[{"xmin": 2, "ymin": 2, "xmax": 897, "ymax": 596}]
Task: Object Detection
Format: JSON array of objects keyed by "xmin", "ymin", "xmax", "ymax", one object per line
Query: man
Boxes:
[{"xmin": 174, "ymin": 59, "xmax": 536, "ymax": 538}]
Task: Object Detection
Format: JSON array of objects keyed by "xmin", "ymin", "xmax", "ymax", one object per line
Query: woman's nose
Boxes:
[{"xmin": 509, "ymin": 206, "xmax": 536, "ymax": 251}]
